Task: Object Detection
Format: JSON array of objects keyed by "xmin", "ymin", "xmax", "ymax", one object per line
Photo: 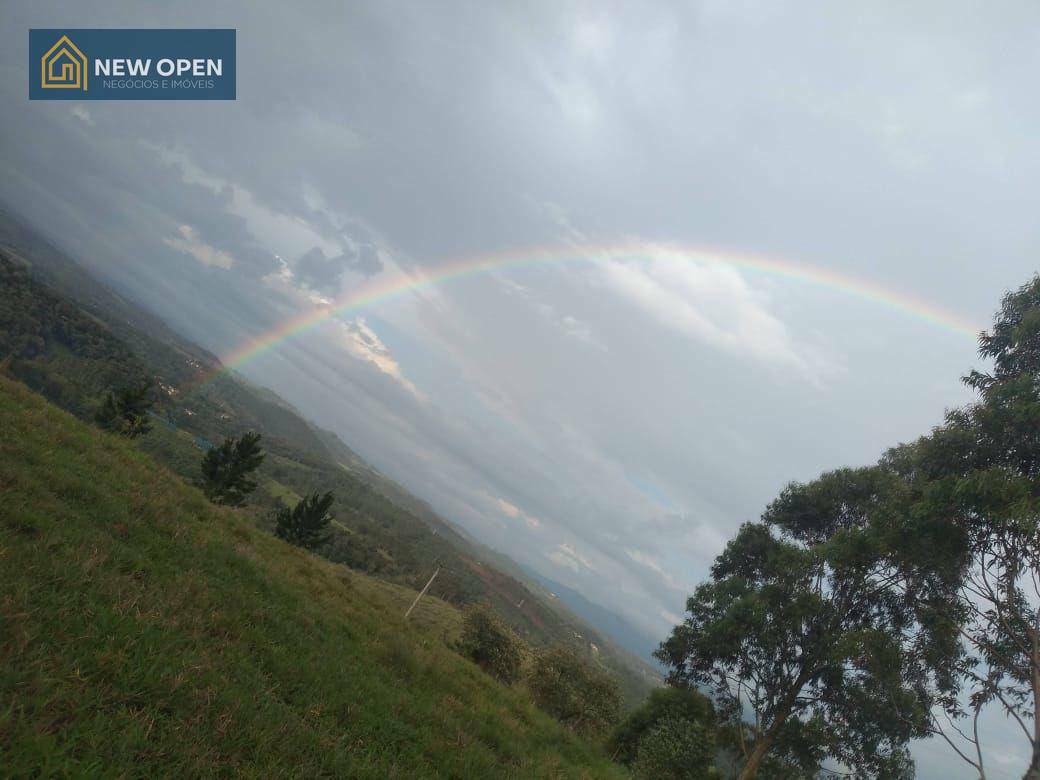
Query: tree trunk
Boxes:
[
  {"xmin": 736, "ymin": 678, "xmax": 807, "ymax": 780},
  {"xmin": 1027, "ymin": 627, "xmax": 1040, "ymax": 780},
  {"xmin": 1024, "ymin": 751, "xmax": 1040, "ymax": 780},
  {"xmin": 1026, "ymin": 694, "xmax": 1040, "ymax": 776},
  {"xmin": 736, "ymin": 733, "xmax": 778, "ymax": 780}
]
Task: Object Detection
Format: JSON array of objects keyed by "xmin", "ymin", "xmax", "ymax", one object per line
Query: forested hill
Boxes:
[{"xmin": 0, "ymin": 209, "xmax": 658, "ymax": 705}]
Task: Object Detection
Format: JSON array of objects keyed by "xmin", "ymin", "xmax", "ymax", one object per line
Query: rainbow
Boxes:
[{"xmin": 206, "ymin": 242, "xmax": 982, "ymax": 382}]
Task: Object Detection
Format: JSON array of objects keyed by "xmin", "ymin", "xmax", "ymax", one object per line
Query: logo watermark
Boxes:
[
  {"xmin": 29, "ymin": 29, "xmax": 236, "ymax": 100},
  {"xmin": 41, "ymin": 35, "xmax": 88, "ymax": 91}
]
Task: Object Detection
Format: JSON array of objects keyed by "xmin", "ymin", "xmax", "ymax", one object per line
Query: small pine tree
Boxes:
[
  {"xmin": 198, "ymin": 432, "xmax": 264, "ymax": 506},
  {"xmin": 275, "ymin": 491, "xmax": 334, "ymax": 549},
  {"xmin": 95, "ymin": 379, "xmax": 154, "ymax": 438},
  {"xmin": 459, "ymin": 602, "xmax": 525, "ymax": 684}
]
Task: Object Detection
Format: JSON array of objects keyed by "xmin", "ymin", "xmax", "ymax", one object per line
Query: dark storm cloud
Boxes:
[
  {"xmin": 295, "ymin": 246, "xmax": 346, "ymax": 293},
  {"xmin": 352, "ymin": 244, "xmax": 383, "ymax": 276},
  {"xmin": 294, "ymin": 243, "xmax": 384, "ymax": 293}
]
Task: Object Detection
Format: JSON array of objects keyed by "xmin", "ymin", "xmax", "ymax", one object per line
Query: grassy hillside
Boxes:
[
  {"xmin": 0, "ymin": 375, "xmax": 625, "ymax": 778},
  {"xmin": 0, "ymin": 210, "xmax": 657, "ymax": 705}
]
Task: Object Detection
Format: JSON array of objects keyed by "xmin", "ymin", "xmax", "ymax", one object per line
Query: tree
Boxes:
[
  {"xmin": 528, "ymin": 646, "xmax": 622, "ymax": 737},
  {"xmin": 632, "ymin": 714, "xmax": 716, "ymax": 780},
  {"xmin": 198, "ymin": 432, "xmax": 264, "ymax": 506},
  {"xmin": 458, "ymin": 602, "xmax": 525, "ymax": 684},
  {"xmin": 275, "ymin": 491, "xmax": 334, "ymax": 549},
  {"xmin": 657, "ymin": 467, "xmax": 956, "ymax": 780},
  {"xmin": 887, "ymin": 274, "xmax": 1040, "ymax": 780},
  {"xmin": 95, "ymin": 379, "xmax": 154, "ymax": 438},
  {"xmin": 612, "ymin": 685, "xmax": 715, "ymax": 765}
]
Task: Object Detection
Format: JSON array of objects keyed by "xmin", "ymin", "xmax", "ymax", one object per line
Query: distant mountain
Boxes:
[{"xmin": 521, "ymin": 565, "xmax": 668, "ymax": 672}]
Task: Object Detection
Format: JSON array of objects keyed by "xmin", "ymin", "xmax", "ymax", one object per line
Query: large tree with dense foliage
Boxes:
[
  {"xmin": 198, "ymin": 432, "xmax": 265, "ymax": 506},
  {"xmin": 886, "ymin": 275, "xmax": 1040, "ymax": 779},
  {"xmin": 657, "ymin": 467, "xmax": 958, "ymax": 780}
]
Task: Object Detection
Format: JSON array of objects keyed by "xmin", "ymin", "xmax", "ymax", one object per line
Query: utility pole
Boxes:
[{"xmin": 404, "ymin": 566, "xmax": 440, "ymax": 620}]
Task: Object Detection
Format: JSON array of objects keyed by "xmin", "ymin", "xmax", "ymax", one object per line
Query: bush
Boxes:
[
  {"xmin": 612, "ymin": 685, "xmax": 715, "ymax": 764},
  {"xmin": 459, "ymin": 603, "xmax": 524, "ymax": 684},
  {"xmin": 528, "ymin": 646, "xmax": 621, "ymax": 737},
  {"xmin": 275, "ymin": 491, "xmax": 334, "ymax": 549},
  {"xmin": 632, "ymin": 715, "xmax": 716, "ymax": 780}
]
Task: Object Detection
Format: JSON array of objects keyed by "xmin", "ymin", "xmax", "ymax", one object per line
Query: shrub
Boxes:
[
  {"xmin": 612, "ymin": 685, "xmax": 715, "ymax": 764},
  {"xmin": 275, "ymin": 491, "xmax": 334, "ymax": 549},
  {"xmin": 458, "ymin": 603, "xmax": 524, "ymax": 685},
  {"xmin": 632, "ymin": 715, "xmax": 716, "ymax": 780},
  {"xmin": 527, "ymin": 646, "xmax": 621, "ymax": 737}
]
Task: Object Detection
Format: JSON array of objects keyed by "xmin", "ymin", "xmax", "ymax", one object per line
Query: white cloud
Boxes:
[
  {"xmin": 295, "ymin": 114, "xmax": 363, "ymax": 157},
  {"xmin": 339, "ymin": 317, "xmax": 424, "ymax": 400},
  {"xmin": 153, "ymin": 144, "xmax": 387, "ymax": 280},
  {"xmin": 495, "ymin": 497, "xmax": 541, "ymax": 530},
  {"xmin": 534, "ymin": 302, "xmax": 602, "ymax": 347},
  {"xmin": 547, "ymin": 543, "xmax": 595, "ymax": 572},
  {"xmin": 991, "ymin": 751, "xmax": 1025, "ymax": 766},
  {"xmin": 660, "ymin": 608, "xmax": 683, "ymax": 626},
  {"xmin": 599, "ymin": 249, "xmax": 830, "ymax": 381},
  {"xmin": 535, "ymin": 199, "xmax": 588, "ymax": 242},
  {"xmin": 559, "ymin": 314, "xmax": 597, "ymax": 344},
  {"xmin": 626, "ymin": 548, "xmax": 683, "ymax": 591},
  {"xmin": 573, "ymin": 15, "xmax": 616, "ymax": 62},
  {"xmin": 163, "ymin": 224, "xmax": 234, "ymax": 269},
  {"xmin": 69, "ymin": 104, "xmax": 93, "ymax": 126},
  {"xmin": 498, "ymin": 273, "xmax": 604, "ymax": 348}
]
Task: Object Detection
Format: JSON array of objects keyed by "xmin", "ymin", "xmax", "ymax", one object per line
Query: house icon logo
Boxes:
[{"xmin": 41, "ymin": 34, "xmax": 87, "ymax": 91}]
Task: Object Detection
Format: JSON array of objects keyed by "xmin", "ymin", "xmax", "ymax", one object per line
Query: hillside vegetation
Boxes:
[
  {"xmin": 0, "ymin": 375, "xmax": 625, "ymax": 778},
  {"xmin": 0, "ymin": 209, "xmax": 658, "ymax": 705}
]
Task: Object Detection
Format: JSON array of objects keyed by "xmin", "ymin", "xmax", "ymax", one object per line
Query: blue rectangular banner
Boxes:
[{"xmin": 29, "ymin": 29, "xmax": 236, "ymax": 100}]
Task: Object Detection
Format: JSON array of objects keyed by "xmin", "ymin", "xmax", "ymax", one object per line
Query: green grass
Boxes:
[
  {"xmin": 261, "ymin": 476, "xmax": 303, "ymax": 508},
  {"xmin": 0, "ymin": 376, "xmax": 625, "ymax": 778}
]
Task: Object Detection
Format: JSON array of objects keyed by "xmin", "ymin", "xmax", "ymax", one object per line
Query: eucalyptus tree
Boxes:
[
  {"xmin": 657, "ymin": 467, "xmax": 958, "ymax": 780},
  {"xmin": 887, "ymin": 275, "xmax": 1040, "ymax": 780}
]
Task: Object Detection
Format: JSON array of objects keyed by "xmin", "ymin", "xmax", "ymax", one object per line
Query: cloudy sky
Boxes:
[{"xmin": 4, "ymin": 2, "xmax": 1039, "ymax": 775}]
